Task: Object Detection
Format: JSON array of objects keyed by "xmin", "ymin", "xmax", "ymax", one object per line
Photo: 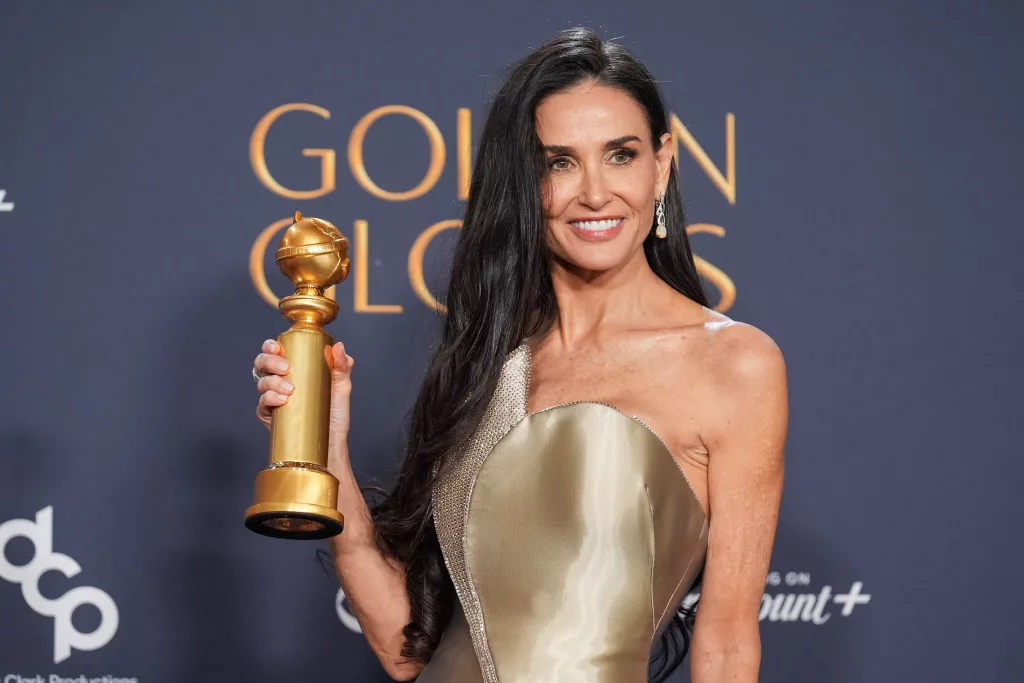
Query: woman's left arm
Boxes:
[{"xmin": 690, "ymin": 324, "xmax": 789, "ymax": 683}]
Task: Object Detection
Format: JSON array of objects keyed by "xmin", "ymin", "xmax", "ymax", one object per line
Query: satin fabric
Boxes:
[{"xmin": 419, "ymin": 346, "xmax": 708, "ymax": 682}]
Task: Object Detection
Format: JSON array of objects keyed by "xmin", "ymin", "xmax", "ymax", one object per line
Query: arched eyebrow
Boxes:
[{"xmin": 543, "ymin": 135, "xmax": 642, "ymax": 155}]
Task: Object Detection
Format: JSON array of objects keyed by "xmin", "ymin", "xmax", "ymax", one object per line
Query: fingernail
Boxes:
[
  {"xmin": 279, "ymin": 361, "xmax": 290, "ymax": 373},
  {"xmin": 268, "ymin": 340, "xmax": 277, "ymax": 351},
  {"xmin": 281, "ymin": 381, "xmax": 294, "ymax": 393}
]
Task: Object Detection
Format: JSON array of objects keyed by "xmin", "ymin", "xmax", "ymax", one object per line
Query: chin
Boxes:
[{"xmin": 559, "ymin": 245, "xmax": 633, "ymax": 273}]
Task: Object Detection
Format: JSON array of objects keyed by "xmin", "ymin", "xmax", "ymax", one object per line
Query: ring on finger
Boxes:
[{"xmin": 252, "ymin": 366, "xmax": 266, "ymax": 384}]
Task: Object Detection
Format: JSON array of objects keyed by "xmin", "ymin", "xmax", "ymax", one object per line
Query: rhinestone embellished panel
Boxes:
[{"xmin": 432, "ymin": 344, "xmax": 530, "ymax": 682}]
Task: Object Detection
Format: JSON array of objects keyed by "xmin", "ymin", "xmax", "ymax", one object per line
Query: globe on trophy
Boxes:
[{"xmin": 244, "ymin": 211, "xmax": 348, "ymax": 540}]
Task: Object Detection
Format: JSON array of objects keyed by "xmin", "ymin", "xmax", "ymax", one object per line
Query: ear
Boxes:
[{"xmin": 654, "ymin": 131, "xmax": 674, "ymax": 195}]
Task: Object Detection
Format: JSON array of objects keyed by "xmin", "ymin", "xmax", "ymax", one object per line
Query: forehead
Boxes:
[{"xmin": 535, "ymin": 82, "xmax": 648, "ymax": 145}]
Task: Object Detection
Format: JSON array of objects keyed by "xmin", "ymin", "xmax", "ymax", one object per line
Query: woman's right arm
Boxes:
[{"xmin": 255, "ymin": 339, "xmax": 425, "ymax": 681}]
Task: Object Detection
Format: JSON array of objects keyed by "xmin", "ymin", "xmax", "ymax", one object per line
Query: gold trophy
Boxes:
[{"xmin": 245, "ymin": 211, "xmax": 348, "ymax": 540}]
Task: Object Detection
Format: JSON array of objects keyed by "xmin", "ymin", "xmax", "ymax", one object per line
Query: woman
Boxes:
[{"xmin": 253, "ymin": 27, "xmax": 787, "ymax": 683}]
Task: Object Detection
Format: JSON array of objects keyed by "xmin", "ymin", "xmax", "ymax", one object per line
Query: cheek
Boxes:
[
  {"xmin": 542, "ymin": 176, "xmax": 575, "ymax": 218},
  {"xmin": 620, "ymin": 176, "xmax": 657, "ymax": 218},
  {"xmin": 542, "ymin": 179, "xmax": 572, "ymax": 252}
]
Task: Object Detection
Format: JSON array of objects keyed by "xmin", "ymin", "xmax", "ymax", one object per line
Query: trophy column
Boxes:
[{"xmin": 245, "ymin": 212, "xmax": 348, "ymax": 540}]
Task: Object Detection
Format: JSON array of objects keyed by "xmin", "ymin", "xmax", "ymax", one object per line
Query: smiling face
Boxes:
[{"xmin": 536, "ymin": 81, "xmax": 673, "ymax": 274}]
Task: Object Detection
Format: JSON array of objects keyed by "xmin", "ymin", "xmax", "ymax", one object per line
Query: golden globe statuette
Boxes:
[{"xmin": 245, "ymin": 211, "xmax": 348, "ymax": 540}]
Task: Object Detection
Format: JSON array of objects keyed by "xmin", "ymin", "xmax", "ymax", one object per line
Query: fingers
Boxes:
[
  {"xmin": 260, "ymin": 389, "xmax": 291, "ymax": 408},
  {"xmin": 257, "ymin": 386, "xmax": 290, "ymax": 426},
  {"xmin": 257, "ymin": 387, "xmax": 291, "ymax": 426},
  {"xmin": 256, "ymin": 374, "xmax": 294, "ymax": 397},
  {"xmin": 262, "ymin": 338, "xmax": 285, "ymax": 357},
  {"xmin": 329, "ymin": 341, "xmax": 355, "ymax": 377},
  {"xmin": 254, "ymin": 340, "xmax": 353, "ymax": 435},
  {"xmin": 255, "ymin": 338, "xmax": 289, "ymax": 376},
  {"xmin": 255, "ymin": 339, "xmax": 290, "ymax": 429},
  {"xmin": 327, "ymin": 342, "xmax": 354, "ymax": 443},
  {"xmin": 254, "ymin": 350, "xmax": 291, "ymax": 377}
]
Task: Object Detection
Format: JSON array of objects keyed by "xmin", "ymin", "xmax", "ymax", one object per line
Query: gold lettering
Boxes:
[
  {"xmin": 408, "ymin": 219, "xmax": 462, "ymax": 312},
  {"xmin": 457, "ymin": 108, "xmax": 472, "ymax": 200},
  {"xmin": 353, "ymin": 219, "xmax": 403, "ymax": 313},
  {"xmin": 686, "ymin": 223, "xmax": 736, "ymax": 312},
  {"xmin": 348, "ymin": 106, "xmax": 445, "ymax": 201},
  {"xmin": 250, "ymin": 217, "xmax": 337, "ymax": 308},
  {"xmin": 250, "ymin": 104, "xmax": 336, "ymax": 199},
  {"xmin": 671, "ymin": 114, "xmax": 736, "ymax": 205}
]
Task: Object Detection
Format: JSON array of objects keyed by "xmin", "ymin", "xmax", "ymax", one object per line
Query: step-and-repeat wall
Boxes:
[{"xmin": 2, "ymin": 2, "xmax": 1021, "ymax": 682}]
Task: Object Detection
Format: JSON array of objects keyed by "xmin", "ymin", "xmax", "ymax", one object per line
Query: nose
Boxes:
[{"xmin": 578, "ymin": 166, "xmax": 611, "ymax": 209}]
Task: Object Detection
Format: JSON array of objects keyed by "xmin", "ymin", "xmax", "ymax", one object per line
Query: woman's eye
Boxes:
[
  {"xmin": 549, "ymin": 158, "xmax": 571, "ymax": 171},
  {"xmin": 610, "ymin": 149, "xmax": 637, "ymax": 164}
]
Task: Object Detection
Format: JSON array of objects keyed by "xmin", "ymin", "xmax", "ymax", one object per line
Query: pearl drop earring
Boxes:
[{"xmin": 655, "ymin": 191, "xmax": 667, "ymax": 239}]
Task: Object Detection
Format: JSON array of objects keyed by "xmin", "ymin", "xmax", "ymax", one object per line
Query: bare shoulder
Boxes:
[
  {"xmin": 705, "ymin": 316, "xmax": 787, "ymax": 382},
  {"xmin": 692, "ymin": 313, "xmax": 789, "ymax": 449}
]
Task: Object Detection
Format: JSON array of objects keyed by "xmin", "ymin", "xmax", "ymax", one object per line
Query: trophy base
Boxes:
[
  {"xmin": 244, "ymin": 463, "xmax": 345, "ymax": 540},
  {"xmin": 244, "ymin": 502, "xmax": 344, "ymax": 540}
]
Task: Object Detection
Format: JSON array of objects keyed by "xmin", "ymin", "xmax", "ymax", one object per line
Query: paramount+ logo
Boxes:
[{"xmin": 0, "ymin": 507, "xmax": 119, "ymax": 663}]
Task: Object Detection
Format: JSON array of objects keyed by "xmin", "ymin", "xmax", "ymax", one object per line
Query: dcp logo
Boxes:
[
  {"xmin": 0, "ymin": 507, "xmax": 119, "ymax": 663},
  {"xmin": 335, "ymin": 586, "xmax": 362, "ymax": 633}
]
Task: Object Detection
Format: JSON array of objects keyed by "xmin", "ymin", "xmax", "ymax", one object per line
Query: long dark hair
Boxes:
[{"xmin": 369, "ymin": 26, "xmax": 708, "ymax": 682}]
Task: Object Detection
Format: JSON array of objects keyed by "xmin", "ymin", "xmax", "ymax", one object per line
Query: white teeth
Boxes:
[{"xmin": 570, "ymin": 218, "xmax": 622, "ymax": 231}]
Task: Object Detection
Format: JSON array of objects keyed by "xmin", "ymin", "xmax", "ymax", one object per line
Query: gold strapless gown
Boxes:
[{"xmin": 417, "ymin": 343, "xmax": 708, "ymax": 682}]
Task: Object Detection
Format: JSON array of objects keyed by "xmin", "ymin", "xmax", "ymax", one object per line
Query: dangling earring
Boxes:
[{"xmin": 655, "ymin": 191, "xmax": 668, "ymax": 239}]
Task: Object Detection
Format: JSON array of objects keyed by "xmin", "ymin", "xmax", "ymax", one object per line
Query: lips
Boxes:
[
  {"xmin": 569, "ymin": 218, "xmax": 623, "ymax": 232},
  {"xmin": 567, "ymin": 217, "xmax": 624, "ymax": 242}
]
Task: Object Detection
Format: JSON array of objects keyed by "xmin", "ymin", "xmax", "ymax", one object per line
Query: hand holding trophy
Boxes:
[{"xmin": 245, "ymin": 211, "xmax": 349, "ymax": 540}]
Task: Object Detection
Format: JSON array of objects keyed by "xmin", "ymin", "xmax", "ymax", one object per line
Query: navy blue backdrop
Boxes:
[{"xmin": 2, "ymin": 1, "xmax": 1023, "ymax": 681}]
